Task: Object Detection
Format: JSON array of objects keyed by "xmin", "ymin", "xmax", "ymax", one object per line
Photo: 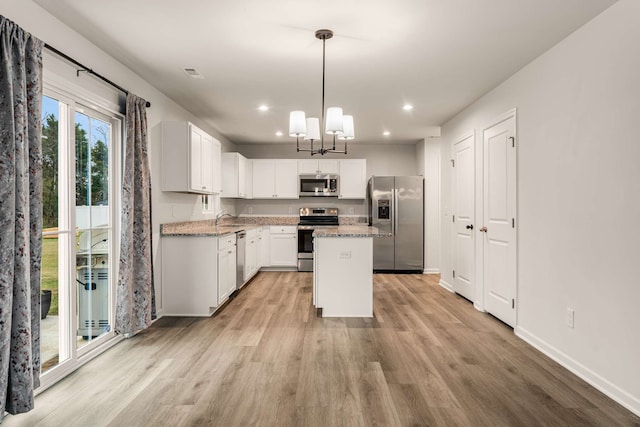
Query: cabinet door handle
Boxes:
[{"xmin": 228, "ymin": 250, "xmax": 233, "ymax": 254}]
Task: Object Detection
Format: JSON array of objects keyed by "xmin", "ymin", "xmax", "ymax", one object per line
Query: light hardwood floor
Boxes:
[{"xmin": 5, "ymin": 272, "xmax": 639, "ymax": 426}]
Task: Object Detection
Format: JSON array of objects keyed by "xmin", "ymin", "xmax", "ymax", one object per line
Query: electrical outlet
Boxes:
[
  {"xmin": 348, "ymin": 207, "xmax": 354, "ymax": 214},
  {"xmin": 566, "ymin": 308, "xmax": 575, "ymax": 328},
  {"xmin": 288, "ymin": 206, "xmax": 293, "ymax": 214},
  {"xmin": 248, "ymin": 206, "xmax": 253, "ymax": 214}
]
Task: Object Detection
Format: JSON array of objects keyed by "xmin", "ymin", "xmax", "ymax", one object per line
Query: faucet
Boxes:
[{"xmin": 215, "ymin": 211, "xmax": 233, "ymax": 227}]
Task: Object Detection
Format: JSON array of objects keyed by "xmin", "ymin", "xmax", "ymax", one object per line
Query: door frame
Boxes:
[
  {"xmin": 39, "ymin": 80, "xmax": 124, "ymax": 393},
  {"xmin": 476, "ymin": 108, "xmax": 518, "ymax": 323}
]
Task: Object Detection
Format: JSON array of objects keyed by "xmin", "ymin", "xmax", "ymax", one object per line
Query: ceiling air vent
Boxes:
[{"xmin": 183, "ymin": 68, "xmax": 204, "ymax": 79}]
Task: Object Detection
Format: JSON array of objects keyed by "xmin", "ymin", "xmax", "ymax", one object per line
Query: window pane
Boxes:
[
  {"xmin": 42, "ymin": 96, "xmax": 59, "ymax": 230},
  {"xmin": 75, "ymin": 112, "xmax": 91, "ymax": 211},
  {"xmin": 41, "ymin": 95, "xmax": 64, "ymax": 374},
  {"xmin": 90, "ymin": 118, "xmax": 110, "ymax": 207},
  {"xmin": 75, "ymin": 112, "xmax": 111, "ymax": 227},
  {"xmin": 74, "ymin": 111, "xmax": 112, "ymax": 349}
]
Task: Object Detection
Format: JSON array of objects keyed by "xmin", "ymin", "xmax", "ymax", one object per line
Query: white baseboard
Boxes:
[
  {"xmin": 424, "ymin": 268, "xmax": 440, "ymax": 274},
  {"xmin": 516, "ymin": 326, "xmax": 640, "ymax": 417},
  {"xmin": 259, "ymin": 267, "xmax": 299, "ymax": 272},
  {"xmin": 473, "ymin": 302, "xmax": 485, "ymax": 313},
  {"xmin": 439, "ymin": 278, "xmax": 454, "ymax": 292}
]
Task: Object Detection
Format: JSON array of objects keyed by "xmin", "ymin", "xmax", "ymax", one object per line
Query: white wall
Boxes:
[
  {"xmin": 235, "ymin": 142, "xmax": 419, "ymax": 216},
  {"xmin": 439, "ymin": 0, "xmax": 640, "ymax": 414},
  {"xmin": 4, "ymin": 1, "xmax": 236, "ymax": 313},
  {"xmin": 423, "ymin": 138, "xmax": 441, "ymax": 274}
]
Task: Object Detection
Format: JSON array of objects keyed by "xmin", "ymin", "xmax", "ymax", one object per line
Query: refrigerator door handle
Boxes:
[{"xmin": 393, "ymin": 187, "xmax": 398, "ymax": 235}]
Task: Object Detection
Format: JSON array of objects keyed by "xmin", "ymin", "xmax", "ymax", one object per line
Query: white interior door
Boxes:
[
  {"xmin": 482, "ymin": 110, "xmax": 517, "ymax": 327},
  {"xmin": 453, "ymin": 132, "xmax": 475, "ymax": 301}
]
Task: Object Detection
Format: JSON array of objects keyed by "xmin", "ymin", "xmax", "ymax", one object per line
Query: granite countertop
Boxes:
[
  {"xmin": 161, "ymin": 215, "xmax": 369, "ymax": 237},
  {"xmin": 313, "ymin": 225, "xmax": 391, "ymax": 238},
  {"xmin": 161, "ymin": 220, "xmax": 260, "ymax": 237},
  {"xmin": 224, "ymin": 216, "xmax": 299, "ymax": 226}
]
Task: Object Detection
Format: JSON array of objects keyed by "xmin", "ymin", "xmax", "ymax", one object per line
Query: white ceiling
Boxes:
[{"xmin": 35, "ymin": 0, "xmax": 616, "ymax": 145}]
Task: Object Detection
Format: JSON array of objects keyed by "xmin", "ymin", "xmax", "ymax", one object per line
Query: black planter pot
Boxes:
[{"xmin": 41, "ymin": 290, "xmax": 52, "ymax": 320}]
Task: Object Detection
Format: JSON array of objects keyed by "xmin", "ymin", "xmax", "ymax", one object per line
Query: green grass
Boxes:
[{"xmin": 41, "ymin": 238, "xmax": 59, "ymax": 315}]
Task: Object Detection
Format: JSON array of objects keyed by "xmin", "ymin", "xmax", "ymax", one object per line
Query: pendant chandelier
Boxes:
[{"xmin": 289, "ymin": 29, "xmax": 355, "ymax": 156}]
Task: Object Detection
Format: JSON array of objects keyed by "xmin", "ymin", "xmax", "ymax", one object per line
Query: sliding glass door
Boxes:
[
  {"xmin": 40, "ymin": 90, "xmax": 121, "ymax": 384},
  {"xmin": 74, "ymin": 110, "xmax": 113, "ymax": 350}
]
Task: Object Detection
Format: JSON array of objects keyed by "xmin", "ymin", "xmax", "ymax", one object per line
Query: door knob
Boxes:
[
  {"xmin": 466, "ymin": 224, "xmax": 474, "ymax": 230},
  {"xmin": 479, "ymin": 226, "xmax": 488, "ymax": 233}
]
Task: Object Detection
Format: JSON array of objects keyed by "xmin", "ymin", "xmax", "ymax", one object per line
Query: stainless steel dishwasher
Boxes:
[{"xmin": 236, "ymin": 231, "xmax": 246, "ymax": 290}]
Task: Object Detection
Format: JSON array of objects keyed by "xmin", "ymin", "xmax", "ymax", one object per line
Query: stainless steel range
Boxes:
[{"xmin": 297, "ymin": 207, "xmax": 339, "ymax": 272}]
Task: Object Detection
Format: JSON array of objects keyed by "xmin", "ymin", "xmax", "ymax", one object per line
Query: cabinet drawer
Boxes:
[
  {"xmin": 245, "ymin": 227, "xmax": 258, "ymax": 239},
  {"xmin": 270, "ymin": 225, "xmax": 297, "ymax": 234},
  {"xmin": 218, "ymin": 234, "xmax": 236, "ymax": 250}
]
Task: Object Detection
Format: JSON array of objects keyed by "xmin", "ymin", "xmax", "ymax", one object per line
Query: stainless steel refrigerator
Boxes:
[{"xmin": 368, "ymin": 176, "xmax": 424, "ymax": 272}]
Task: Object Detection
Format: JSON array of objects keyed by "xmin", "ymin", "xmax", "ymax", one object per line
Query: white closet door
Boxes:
[
  {"xmin": 453, "ymin": 131, "xmax": 475, "ymax": 301},
  {"xmin": 482, "ymin": 110, "xmax": 517, "ymax": 327}
]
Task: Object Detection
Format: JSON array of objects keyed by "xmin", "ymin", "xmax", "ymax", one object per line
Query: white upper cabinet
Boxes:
[
  {"xmin": 252, "ymin": 159, "xmax": 275, "ymax": 198},
  {"xmin": 338, "ymin": 159, "xmax": 367, "ymax": 199},
  {"xmin": 252, "ymin": 159, "xmax": 299, "ymax": 199},
  {"xmin": 298, "ymin": 159, "xmax": 339, "ymax": 175},
  {"xmin": 162, "ymin": 122, "xmax": 219, "ymax": 194},
  {"xmin": 221, "ymin": 152, "xmax": 249, "ymax": 198},
  {"xmin": 211, "ymin": 138, "xmax": 222, "ymax": 194},
  {"xmin": 274, "ymin": 159, "xmax": 298, "ymax": 198},
  {"xmin": 244, "ymin": 159, "xmax": 253, "ymax": 199}
]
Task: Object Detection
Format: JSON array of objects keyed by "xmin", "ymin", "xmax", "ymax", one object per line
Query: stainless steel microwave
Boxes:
[{"xmin": 299, "ymin": 174, "xmax": 339, "ymax": 197}]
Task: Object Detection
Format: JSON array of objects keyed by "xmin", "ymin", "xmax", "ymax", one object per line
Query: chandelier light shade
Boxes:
[
  {"xmin": 325, "ymin": 107, "xmax": 344, "ymax": 135},
  {"xmin": 289, "ymin": 111, "xmax": 306, "ymax": 137},
  {"xmin": 304, "ymin": 117, "xmax": 321, "ymax": 141},
  {"xmin": 339, "ymin": 115, "xmax": 355, "ymax": 140},
  {"xmin": 290, "ymin": 29, "xmax": 354, "ymax": 155}
]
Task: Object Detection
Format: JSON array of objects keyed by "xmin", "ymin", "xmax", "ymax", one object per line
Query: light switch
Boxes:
[{"xmin": 339, "ymin": 250, "xmax": 351, "ymax": 259}]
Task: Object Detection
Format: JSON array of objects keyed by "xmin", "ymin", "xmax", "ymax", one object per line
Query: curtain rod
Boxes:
[{"xmin": 44, "ymin": 43, "xmax": 151, "ymax": 108}]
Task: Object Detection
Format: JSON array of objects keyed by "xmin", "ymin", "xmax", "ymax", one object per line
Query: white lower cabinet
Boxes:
[
  {"xmin": 256, "ymin": 227, "xmax": 262, "ymax": 269},
  {"xmin": 218, "ymin": 234, "xmax": 237, "ymax": 305},
  {"xmin": 162, "ymin": 235, "xmax": 228, "ymax": 316},
  {"xmin": 269, "ymin": 226, "xmax": 298, "ymax": 267},
  {"xmin": 260, "ymin": 226, "xmax": 271, "ymax": 268},
  {"xmin": 244, "ymin": 228, "xmax": 259, "ymax": 282}
]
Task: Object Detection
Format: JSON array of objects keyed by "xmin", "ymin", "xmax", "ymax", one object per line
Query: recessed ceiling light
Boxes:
[
  {"xmin": 183, "ymin": 68, "xmax": 204, "ymax": 79},
  {"xmin": 383, "ymin": 131, "xmax": 391, "ymax": 136},
  {"xmin": 258, "ymin": 105, "xmax": 269, "ymax": 112},
  {"xmin": 275, "ymin": 131, "xmax": 283, "ymax": 137},
  {"xmin": 403, "ymin": 104, "xmax": 413, "ymax": 111}
]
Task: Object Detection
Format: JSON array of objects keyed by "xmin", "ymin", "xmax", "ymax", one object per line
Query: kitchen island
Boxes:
[{"xmin": 313, "ymin": 226, "xmax": 390, "ymax": 318}]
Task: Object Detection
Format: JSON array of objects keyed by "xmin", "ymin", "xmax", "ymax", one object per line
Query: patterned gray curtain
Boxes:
[
  {"xmin": 0, "ymin": 16, "xmax": 43, "ymax": 415},
  {"xmin": 115, "ymin": 93, "xmax": 155, "ymax": 335}
]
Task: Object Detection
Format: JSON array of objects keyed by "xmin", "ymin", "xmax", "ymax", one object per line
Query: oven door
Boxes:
[{"xmin": 297, "ymin": 227, "xmax": 314, "ymax": 259}]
